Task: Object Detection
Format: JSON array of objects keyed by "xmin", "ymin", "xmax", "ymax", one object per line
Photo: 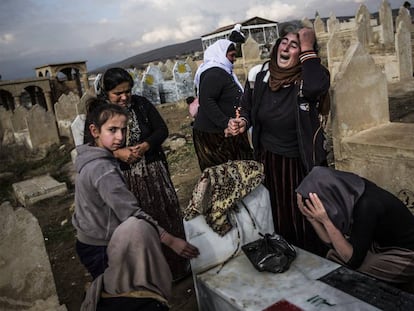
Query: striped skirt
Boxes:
[
  {"xmin": 259, "ymin": 150, "xmax": 328, "ymax": 257},
  {"xmin": 123, "ymin": 159, "xmax": 189, "ymax": 281},
  {"xmin": 192, "ymin": 128, "xmax": 253, "ymax": 172}
]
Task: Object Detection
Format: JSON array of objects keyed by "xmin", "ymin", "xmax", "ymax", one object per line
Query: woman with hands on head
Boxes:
[
  {"xmin": 226, "ymin": 24, "xmax": 330, "ymax": 256},
  {"xmin": 84, "ymin": 67, "xmax": 190, "ymax": 281},
  {"xmin": 296, "ymin": 166, "xmax": 414, "ymax": 287}
]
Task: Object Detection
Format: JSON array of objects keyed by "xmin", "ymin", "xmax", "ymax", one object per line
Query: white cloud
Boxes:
[
  {"xmin": 139, "ymin": 15, "xmax": 205, "ymax": 44},
  {"xmin": 0, "ymin": 33, "xmax": 14, "ymax": 44},
  {"xmin": 246, "ymin": 2, "xmax": 298, "ymax": 21},
  {"xmin": 99, "ymin": 18, "xmax": 109, "ymax": 24}
]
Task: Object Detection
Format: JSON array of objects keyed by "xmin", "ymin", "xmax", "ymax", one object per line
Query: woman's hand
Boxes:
[
  {"xmin": 135, "ymin": 141, "xmax": 150, "ymax": 157},
  {"xmin": 114, "ymin": 146, "xmax": 139, "ymax": 164},
  {"xmin": 225, "ymin": 118, "xmax": 247, "ymax": 137},
  {"xmin": 304, "ymin": 192, "xmax": 331, "ymax": 224},
  {"xmin": 161, "ymin": 232, "xmax": 200, "ymax": 259},
  {"xmin": 297, "ymin": 192, "xmax": 332, "ymax": 244},
  {"xmin": 297, "ymin": 193, "xmax": 315, "ymax": 221},
  {"xmin": 298, "ymin": 27, "xmax": 315, "ymax": 51}
]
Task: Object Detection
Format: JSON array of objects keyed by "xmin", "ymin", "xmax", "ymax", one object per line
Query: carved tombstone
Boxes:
[
  {"xmin": 185, "ymin": 56, "xmax": 198, "ymax": 79},
  {"xmin": 54, "ymin": 92, "xmax": 81, "ymax": 140},
  {"xmin": 314, "ymin": 15, "xmax": 326, "ymax": 34},
  {"xmin": 11, "ymin": 105, "xmax": 29, "ymax": 132},
  {"xmin": 159, "ymin": 80, "xmax": 178, "ymax": 104},
  {"xmin": 242, "ymin": 36, "xmax": 261, "ymax": 63},
  {"xmin": 327, "ymin": 13, "xmax": 339, "ymax": 33},
  {"xmin": 395, "ymin": 20, "xmax": 413, "ymax": 81},
  {"xmin": 355, "ymin": 4, "xmax": 373, "ymax": 45},
  {"xmin": 379, "ymin": 0, "xmax": 394, "ymax": 46},
  {"xmin": 0, "ymin": 106, "xmax": 14, "ymax": 144},
  {"xmin": 331, "ymin": 42, "xmax": 389, "ymax": 156},
  {"xmin": 173, "ymin": 60, "xmax": 195, "ymax": 100},
  {"xmin": 327, "ymin": 30, "xmax": 345, "ymax": 81},
  {"xmin": 159, "ymin": 61, "xmax": 173, "ymax": 81},
  {"xmin": 127, "ymin": 68, "xmax": 143, "ymax": 96},
  {"xmin": 142, "ymin": 65, "xmax": 163, "ymax": 105},
  {"xmin": 71, "ymin": 114, "xmax": 87, "ymax": 147},
  {"xmin": 26, "ymin": 105, "xmax": 60, "ymax": 151},
  {"xmin": 11, "ymin": 105, "xmax": 30, "ymax": 147},
  {"xmin": 355, "ymin": 12, "xmax": 369, "ymax": 47},
  {"xmin": 396, "ymin": 6, "xmax": 412, "ymax": 31}
]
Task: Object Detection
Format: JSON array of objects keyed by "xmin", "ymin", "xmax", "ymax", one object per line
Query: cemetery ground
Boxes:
[
  {"xmin": 0, "ymin": 101, "xmax": 200, "ymax": 311},
  {"xmin": 1, "ymin": 95, "xmax": 413, "ymax": 310}
]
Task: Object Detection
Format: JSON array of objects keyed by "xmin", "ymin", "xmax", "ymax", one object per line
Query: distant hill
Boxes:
[{"xmin": 91, "ymin": 38, "xmax": 203, "ymax": 73}]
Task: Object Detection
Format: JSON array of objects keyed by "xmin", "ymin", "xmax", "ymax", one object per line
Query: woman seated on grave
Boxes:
[{"xmin": 296, "ymin": 166, "xmax": 414, "ymax": 289}]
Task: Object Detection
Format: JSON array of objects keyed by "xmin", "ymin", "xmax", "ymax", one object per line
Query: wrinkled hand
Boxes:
[
  {"xmin": 225, "ymin": 118, "xmax": 247, "ymax": 137},
  {"xmin": 300, "ymin": 192, "xmax": 330, "ymax": 224},
  {"xmin": 298, "ymin": 27, "xmax": 315, "ymax": 51}
]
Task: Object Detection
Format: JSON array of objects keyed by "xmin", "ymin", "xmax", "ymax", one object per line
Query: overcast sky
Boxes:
[{"xmin": 0, "ymin": 0, "xmax": 405, "ymax": 80}]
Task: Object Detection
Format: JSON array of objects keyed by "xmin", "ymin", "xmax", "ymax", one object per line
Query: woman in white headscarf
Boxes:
[
  {"xmin": 192, "ymin": 39, "xmax": 252, "ymax": 171},
  {"xmin": 296, "ymin": 166, "xmax": 414, "ymax": 287}
]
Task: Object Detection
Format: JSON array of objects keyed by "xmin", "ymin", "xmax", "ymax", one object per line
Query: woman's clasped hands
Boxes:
[{"xmin": 224, "ymin": 118, "xmax": 247, "ymax": 137}]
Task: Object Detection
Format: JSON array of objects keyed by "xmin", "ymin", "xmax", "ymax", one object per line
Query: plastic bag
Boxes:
[{"xmin": 241, "ymin": 233, "xmax": 296, "ymax": 273}]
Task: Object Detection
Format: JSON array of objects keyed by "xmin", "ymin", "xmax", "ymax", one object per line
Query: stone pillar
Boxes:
[
  {"xmin": 81, "ymin": 72, "xmax": 89, "ymax": 91},
  {"xmin": 13, "ymin": 95, "xmax": 21, "ymax": 107}
]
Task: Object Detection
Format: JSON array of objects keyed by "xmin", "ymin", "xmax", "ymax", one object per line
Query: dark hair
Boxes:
[
  {"xmin": 98, "ymin": 67, "xmax": 134, "ymax": 98},
  {"xmin": 404, "ymin": 1, "xmax": 411, "ymax": 8},
  {"xmin": 226, "ymin": 43, "xmax": 236, "ymax": 53},
  {"xmin": 86, "ymin": 97, "xmax": 128, "ymax": 133}
]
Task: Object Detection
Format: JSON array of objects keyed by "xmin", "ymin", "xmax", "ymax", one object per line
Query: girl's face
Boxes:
[
  {"xmin": 90, "ymin": 114, "xmax": 127, "ymax": 151},
  {"xmin": 277, "ymin": 33, "xmax": 300, "ymax": 69},
  {"xmin": 107, "ymin": 81, "xmax": 131, "ymax": 108}
]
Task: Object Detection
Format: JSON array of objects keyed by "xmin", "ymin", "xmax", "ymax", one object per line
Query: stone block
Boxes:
[
  {"xmin": 0, "ymin": 201, "xmax": 66, "ymax": 310},
  {"xmin": 12, "ymin": 175, "xmax": 68, "ymax": 207}
]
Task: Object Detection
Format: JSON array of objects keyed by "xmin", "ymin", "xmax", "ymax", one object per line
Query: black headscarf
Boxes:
[{"xmin": 296, "ymin": 166, "xmax": 365, "ymax": 234}]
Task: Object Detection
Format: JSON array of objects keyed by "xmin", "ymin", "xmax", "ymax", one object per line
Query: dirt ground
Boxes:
[{"xmin": 24, "ymin": 101, "xmax": 201, "ymax": 311}]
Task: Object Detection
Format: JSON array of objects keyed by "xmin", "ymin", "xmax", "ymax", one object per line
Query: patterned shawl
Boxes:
[{"xmin": 184, "ymin": 160, "xmax": 265, "ymax": 236}]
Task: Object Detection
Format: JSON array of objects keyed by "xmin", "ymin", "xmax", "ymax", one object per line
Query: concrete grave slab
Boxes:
[{"xmin": 12, "ymin": 175, "xmax": 68, "ymax": 207}]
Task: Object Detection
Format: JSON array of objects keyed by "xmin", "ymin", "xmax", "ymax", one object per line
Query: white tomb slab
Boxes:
[
  {"xmin": 195, "ymin": 248, "xmax": 380, "ymax": 311},
  {"xmin": 12, "ymin": 174, "xmax": 68, "ymax": 207},
  {"xmin": 71, "ymin": 114, "xmax": 86, "ymax": 147}
]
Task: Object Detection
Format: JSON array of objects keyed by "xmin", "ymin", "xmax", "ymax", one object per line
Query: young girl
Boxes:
[
  {"xmin": 73, "ymin": 99, "xmax": 199, "ymax": 310},
  {"xmin": 86, "ymin": 67, "xmax": 189, "ymax": 281}
]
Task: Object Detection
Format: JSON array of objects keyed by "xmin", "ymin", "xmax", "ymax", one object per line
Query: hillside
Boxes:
[{"xmin": 91, "ymin": 38, "xmax": 203, "ymax": 73}]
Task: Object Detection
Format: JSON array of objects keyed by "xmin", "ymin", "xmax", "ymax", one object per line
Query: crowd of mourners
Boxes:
[{"xmin": 72, "ymin": 22, "xmax": 414, "ymax": 311}]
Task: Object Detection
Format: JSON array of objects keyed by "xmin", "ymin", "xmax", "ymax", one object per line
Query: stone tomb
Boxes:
[
  {"xmin": 195, "ymin": 248, "xmax": 384, "ymax": 311},
  {"xmin": 0, "ymin": 201, "xmax": 66, "ymax": 310},
  {"xmin": 331, "ymin": 41, "xmax": 414, "ymax": 196},
  {"xmin": 12, "ymin": 174, "xmax": 68, "ymax": 207}
]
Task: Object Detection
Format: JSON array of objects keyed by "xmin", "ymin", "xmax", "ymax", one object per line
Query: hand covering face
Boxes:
[{"xmin": 296, "ymin": 166, "xmax": 365, "ymax": 234}]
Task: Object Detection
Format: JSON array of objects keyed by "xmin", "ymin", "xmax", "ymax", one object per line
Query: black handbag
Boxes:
[{"xmin": 241, "ymin": 233, "xmax": 296, "ymax": 273}]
